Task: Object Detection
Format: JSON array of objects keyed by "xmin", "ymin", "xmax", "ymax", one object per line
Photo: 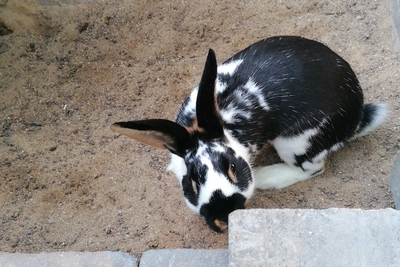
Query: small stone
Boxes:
[
  {"xmin": 104, "ymin": 16, "xmax": 111, "ymax": 25},
  {"xmin": 11, "ymin": 240, "xmax": 18, "ymax": 248},
  {"xmin": 28, "ymin": 43, "xmax": 35, "ymax": 52},
  {"xmin": 78, "ymin": 22, "xmax": 89, "ymax": 33},
  {"xmin": 342, "ymin": 176, "xmax": 353, "ymax": 182}
]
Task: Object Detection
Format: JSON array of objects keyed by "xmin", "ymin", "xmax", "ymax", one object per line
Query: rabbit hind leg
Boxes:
[
  {"xmin": 253, "ymin": 160, "xmax": 325, "ymax": 189},
  {"xmin": 253, "ymin": 130, "xmax": 329, "ymax": 190}
]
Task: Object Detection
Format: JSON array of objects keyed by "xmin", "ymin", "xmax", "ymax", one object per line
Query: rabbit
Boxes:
[{"xmin": 111, "ymin": 36, "xmax": 387, "ymax": 233}]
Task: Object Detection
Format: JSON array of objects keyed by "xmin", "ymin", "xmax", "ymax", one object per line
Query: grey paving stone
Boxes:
[
  {"xmin": 0, "ymin": 251, "xmax": 137, "ymax": 267},
  {"xmin": 390, "ymin": 152, "xmax": 400, "ymax": 209},
  {"xmin": 388, "ymin": 0, "xmax": 400, "ymax": 50},
  {"xmin": 139, "ymin": 249, "xmax": 228, "ymax": 267},
  {"xmin": 36, "ymin": 0, "xmax": 95, "ymax": 5},
  {"xmin": 229, "ymin": 208, "xmax": 400, "ymax": 267}
]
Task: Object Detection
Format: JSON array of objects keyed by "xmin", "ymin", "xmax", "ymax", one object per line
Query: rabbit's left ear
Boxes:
[
  {"xmin": 111, "ymin": 119, "xmax": 191, "ymax": 157},
  {"xmin": 196, "ymin": 49, "xmax": 224, "ymax": 138}
]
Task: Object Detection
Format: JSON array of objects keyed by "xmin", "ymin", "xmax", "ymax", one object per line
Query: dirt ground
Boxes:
[{"xmin": 1, "ymin": 0, "xmax": 399, "ymax": 257}]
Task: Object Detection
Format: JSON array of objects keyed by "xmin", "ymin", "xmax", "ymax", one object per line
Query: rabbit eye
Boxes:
[{"xmin": 228, "ymin": 163, "xmax": 237, "ymax": 183}]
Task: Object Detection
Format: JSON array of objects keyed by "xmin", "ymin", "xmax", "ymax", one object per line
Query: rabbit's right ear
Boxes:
[
  {"xmin": 111, "ymin": 119, "xmax": 191, "ymax": 157},
  {"xmin": 196, "ymin": 49, "xmax": 224, "ymax": 138}
]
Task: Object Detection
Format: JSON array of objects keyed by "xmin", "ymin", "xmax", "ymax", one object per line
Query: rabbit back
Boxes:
[{"xmin": 177, "ymin": 36, "xmax": 384, "ymax": 167}]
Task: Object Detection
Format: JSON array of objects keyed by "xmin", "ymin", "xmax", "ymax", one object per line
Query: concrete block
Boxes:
[
  {"xmin": 36, "ymin": 0, "xmax": 95, "ymax": 5},
  {"xmin": 388, "ymin": 0, "xmax": 400, "ymax": 50},
  {"xmin": 0, "ymin": 251, "xmax": 138, "ymax": 267},
  {"xmin": 229, "ymin": 208, "xmax": 400, "ymax": 267},
  {"xmin": 139, "ymin": 249, "xmax": 228, "ymax": 267},
  {"xmin": 390, "ymin": 152, "xmax": 400, "ymax": 209}
]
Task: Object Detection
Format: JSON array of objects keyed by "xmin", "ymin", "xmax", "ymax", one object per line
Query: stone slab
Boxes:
[
  {"xmin": 36, "ymin": 0, "xmax": 94, "ymax": 5},
  {"xmin": 229, "ymin": 208, "xmax": 400, "ymax": 267},
  {"xmin": 390, "ymin": 152, "xmax": 400, "ymax": 209},
  {"xmin": 139, "ymin": 249, "xmax": 229, "ymax": 267},
  {"xmin": 389, "ymin": 0, "xmax": 400, "ymax": 50},
  {"xmin": 0, "ymin": 251, "xmax": 137, "ymax": 267}
]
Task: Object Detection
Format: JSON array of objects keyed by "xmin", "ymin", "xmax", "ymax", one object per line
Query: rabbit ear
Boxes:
[
  {"xmin": 111, "ymin": 119, "xmax": 191, "ymax": 157},
  {"xmin": 196, "ymin": 49, "xmax": 224, "ymax": 138}
]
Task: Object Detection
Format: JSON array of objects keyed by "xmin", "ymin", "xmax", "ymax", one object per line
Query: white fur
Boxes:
[
  {"xmin": 272, "ymin": 128, "xmax": 319, "ymax": 165},
  {"xmin": 202, "ymin": 134, "xmax": 254, "ymax": 201},
  {"xmin": 220, "ymin": 103, "xmax": 252, "ymax": 124},
  {"xmin": 243, "ymin": 78, "xmax": 270, "ymax": 111},
  {"xmin": 169, "ymin": 135, "xmax": 255, "ymax": 214},
  {"xmin": 234, "ymin": 91, "xmax": 256, "ymax": 108},
  {"xmin": 184, "ymin": 198, "xmax": 199, "ymax": 213},
  {"xmin": 302, "ymin": 159, "xmax": 325, "ymax": 172},
  {"xmin": 253, "ymin": 160, "xmax": 324, "ymax": 189},
  {"xmin": 330, "ymin": 142, "xmax": 344, "ymax": 152},
  {"xmin": 211, "ymin": 142, "xmax": 227, "ymax": 154},
  {"xmin": 184, "ymin": 147, "xmax": 253, "ymax": 214},
  {"xmin": 196, "ymin": 156, "xmax": 238, "ymax": 212},
  {"xmin": 181, "ymin": 86, "xmax": 198, "ymax": 116},
  {"xmin": 217, "ymin": 59, "xmax": 244, "ymax": 76},
  {"xmin": 195, "ymin": 141, "xmax": 208, "ymax": 158},
  {"xmin": 243, "ymin": 78, "xmax": 259, "ymax": 94},
  {"xmin": 313, "ymin": 149, "xmax": 328, "ymax": 163},
  {"xmin": 167, "ymin": 154, "xmax": 187, "ymax": 183},
  {"xmin": 224, "ymin": 130, "xmax": 255, "ymax": 199},
  {"xmin": 224, "ymin": 129, "xmax": 251, "ymax": 162},
  {"xmin": 215, "ymin": 77, "xmax": 228, "ymax": 94},
  {"xmin": 238, "ymin": 174, "xmax": 255, "ymax": 200},
  {"xmin": 252, "ymin": 127, "xmax": 329, "ymax": 189},
  {"xmin": 199, "ymin": 157, "xmax": 255, "ymax": 208}
]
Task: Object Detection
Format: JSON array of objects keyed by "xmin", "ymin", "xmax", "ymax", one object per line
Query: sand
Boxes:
[{"xmin": 1, "ymin": 0, "xmax": 399, "ymax": 257}]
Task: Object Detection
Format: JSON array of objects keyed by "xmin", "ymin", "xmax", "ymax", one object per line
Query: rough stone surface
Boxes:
[
  {"xmin": 0, "ymin": 251, "xmax": 137, "ymax": 267},
  {"xmin": 36, "ymin": 0, "xmax": 95, "ymax": 5},
  {"xmin": 139, "ymin": 249, "xmax": 228, "ymax": 267},
  {"xmin": 388, "ymin": 0, "xmax": 400, "ymax": 49},
  {"xmin": 229, "ymin": 208, "xmax": 400, "ymax": 267},
  {"xmin": 390, "ymin": 152, "xmax": 400, "ymax": 209}
]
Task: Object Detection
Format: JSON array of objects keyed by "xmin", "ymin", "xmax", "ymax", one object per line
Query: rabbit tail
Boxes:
[{"xmin": 354, "ymin": 103, "xmax": 388, "ymax": 138}]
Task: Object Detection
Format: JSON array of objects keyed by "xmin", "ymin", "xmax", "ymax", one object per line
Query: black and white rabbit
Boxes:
[{"xmin": 111, "ymin": 36, "xmax": 387, "ymax": 232}]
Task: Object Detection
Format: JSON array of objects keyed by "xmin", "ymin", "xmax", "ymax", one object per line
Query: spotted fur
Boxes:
[{"xmin": 111, "ymin": 36, "xmax": 387, "ymax": 232}]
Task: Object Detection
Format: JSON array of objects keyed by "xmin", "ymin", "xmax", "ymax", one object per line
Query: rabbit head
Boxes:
[{"xmin": 111, "ymin": 49, "xmax": 254, "ymax": 232}]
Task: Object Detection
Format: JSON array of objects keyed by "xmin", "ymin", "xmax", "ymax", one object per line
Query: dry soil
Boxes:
[{"xmin": 0, "ymin": 0, "xmax": 399, "ymax": 258}]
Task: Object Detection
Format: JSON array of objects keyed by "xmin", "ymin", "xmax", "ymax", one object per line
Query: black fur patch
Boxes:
[
  {"xmin": 181, "ymin": 162, "xmax": 208, "ymax": 206},
  {"xmin": 208, "ymin": 147, "xmax": 252, "ymax": 191},
  {"xmin": 215, "ymin": 36, "xmax": 364, "ymax": 165},
  {"xmin": 200, "ymin": 190, "xmax": 246, "ymax": 233}
]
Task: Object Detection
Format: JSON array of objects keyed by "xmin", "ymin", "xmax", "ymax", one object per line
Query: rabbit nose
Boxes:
[{"xmin": 214, "ymin": 219, "xmax": 228, "ymax": 233}]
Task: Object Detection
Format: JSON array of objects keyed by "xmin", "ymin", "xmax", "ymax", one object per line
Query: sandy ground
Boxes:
[{"xmin": 1, "ymin": 0, "xmax": 399, "ymax": 257}]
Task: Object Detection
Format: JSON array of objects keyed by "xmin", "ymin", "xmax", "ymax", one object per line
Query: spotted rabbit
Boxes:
[{"xmin": 111, "ymin": 36, "xmax": 387, "ymax": 232}]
